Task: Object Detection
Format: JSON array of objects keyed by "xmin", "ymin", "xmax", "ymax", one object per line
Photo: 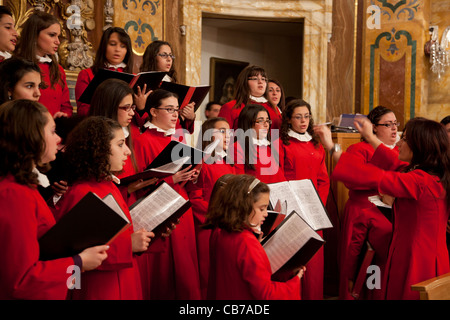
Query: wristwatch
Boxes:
[{"xmin": 330, "ymin": 143, "xmax": 342, "ymax": 156}]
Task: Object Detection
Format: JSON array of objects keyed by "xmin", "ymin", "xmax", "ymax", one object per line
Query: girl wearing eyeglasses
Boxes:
[
  {"xmin": 133, "ymin": 89, "xmax": 201, "ymax": 300},
  {"xmin": 323, "ymin": 105, "xmax": 399, "ymax": 300},
  {"xmin": 234, "ymin": 104, "xmax": 285, "ymax": 184},
  {"xmin": 140, "ymin": 40, "xmax": 196, "ymax": 134},
  {"xmin": 14, "ymin": 11, "xmax": 72, "ymax": 118},
  {"xmin": 218, "ymin": 65, "xmax": 282, "ymax": 130},
  {"xmin": 279, "ymin": 99, "xmax": 329, "ymax": 300},
  {"xmin": 316, "ymin": 117, "xmax": 450, "ymax": 300}
]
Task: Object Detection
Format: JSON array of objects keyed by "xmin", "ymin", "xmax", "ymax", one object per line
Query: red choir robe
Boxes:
[
  {"xmin": 345, "ymin": 205, "xmax": 392, "ymax": 300},
  {"xmin": 38, "ymin": 62, "xmax": 73, "ymax": 117},
  {"xmin": 218, "ymin": 99, "xmax": 282, "ymax": 130},
  {"xmin": 331, "ymin": 141, "xmax": 398, "ymax": 300},
  {"xmin": 233, "ymin": 138, "xmax": 286, "ymax": 184},
  {"xmin": 186, "ymin": 157, "xmax": 236, "ymax": 299},
  {"xmin": 280, "ymin": 132, "xmax": 330, "ymax": 300},
  {"xmin": 207, "ymin": 227, "xmax": 301, "ymax": 300},
  {"xmin": 54, "ymin": 180, "xmax": 142, "ymax": 300},
  {"xmin": 333, "ymin": 144, "xmax": 450, "ymax": 300},
  {"xmin": 0, "ymin": 175, "xmax": 74, "ymax": 300},
  {"xmin": 133, "ymin": 126, "xmax": 201, "ymax": 300}
]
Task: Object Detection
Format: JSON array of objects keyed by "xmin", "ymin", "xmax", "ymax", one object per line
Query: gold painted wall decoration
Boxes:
[{"xmin": 116, "ymin": 0, "xmax": 164, "ymax": 56}]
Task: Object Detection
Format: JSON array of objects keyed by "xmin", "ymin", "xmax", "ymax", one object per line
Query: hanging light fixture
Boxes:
[{"xmin": 424, "ymin": 26, "xmax": 450, "ymax": 80}]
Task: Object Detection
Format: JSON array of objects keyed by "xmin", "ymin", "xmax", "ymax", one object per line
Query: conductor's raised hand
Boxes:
[
  {"xmin": 78, "ymin": 245, "xmax": 109, "ymax": 272},
  {"xmin": 313, "ymin": 124, "xmax": 334, "ymax": 151}
]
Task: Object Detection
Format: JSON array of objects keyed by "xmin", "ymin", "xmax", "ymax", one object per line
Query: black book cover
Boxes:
[
  {"xmin": 39, "ymin": 192, "xmax": 130, "ymax": 260},
  {"xmin": 160, "ymin": 81, "xmax": 210, "ymax": 111}
]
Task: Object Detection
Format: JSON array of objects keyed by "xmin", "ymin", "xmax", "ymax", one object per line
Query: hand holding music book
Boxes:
[
  {"xmin": 119, "ymin": 156, "xmax": 191, "ymax": 185},
  {"xmin": 78, "ymin": 68, "xmax": 167, "ymax": 104},
  {"xmin": 261, "ymin": 211, "xmax": 325, "ymax": 282},
  {"xmin": 160, "ymin": 81, "xmax": 211, "ymax": 111},
  {"xmin": 129, "ymin": 181, "xmax": 191, "ymax": 246},
  {"xmin": 268, "ymin": 179, "xmax": 333, "ymax": 231},
  {"xmin": 38, "ymin": 192, "xmax": 131, "ymax": 261}
]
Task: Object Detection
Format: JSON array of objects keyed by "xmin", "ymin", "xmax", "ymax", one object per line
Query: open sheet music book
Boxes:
[
  {"xmin": 261, "ymin": 199, "xmax": 287, "ymax": 237},
  {"xmin": 268, "ymin": 179, "xmax": 333, "ymax": 231},
  {"xmin": 119, "ymin": 156, "xmax": 190, "ymax": 185},
  {"xmin": 39, "ymin": 192, "xmax": 131, "ymax": 260},
  {"xmin": 160, "ymin": 81, "xmax": 211, "ymax": 111},
  {"xmin": 261, "ymin": 210, "xmax": 325, "ymax": 282},
  {"xmin": 129, "ymin": 181, "xmax": 191, "ymax": 245}
]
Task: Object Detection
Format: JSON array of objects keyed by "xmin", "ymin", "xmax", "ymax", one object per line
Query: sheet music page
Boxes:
[
  {"xmin": 130, "ymin": 183, "xmax": 186, "ymax": 231},
  {"xmin": 152, "ymin": 156, "xmax": 190, "ymax": 173},
  {"xmin": 268, "ymin": 182, "xmax": 310, "ymax": 225},
  {"xmin": 288, "ymin": 179, "xmax": 333, "ymax": 230},
  {"xmin": 262, "ymin": 212, "xmax": 320, "ymax": 274},
  {"xmin": 102, "ymin": 194, "xmax": 130, "ymax": 223}
]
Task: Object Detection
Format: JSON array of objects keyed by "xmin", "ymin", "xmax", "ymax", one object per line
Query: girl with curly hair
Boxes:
[
  {"xmin": 55, "ymin": 116, "xmax": 153, "ymax": 300},
  {"xmin": 0, "ymin": 100, "xmax": 108, "ymax": 299}
]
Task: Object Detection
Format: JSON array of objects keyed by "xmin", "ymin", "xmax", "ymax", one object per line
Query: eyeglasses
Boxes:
[
  {"xmin": 375, "ymin": 122, "xmax": 400, "ymax": 129},
  {"xmin": 118, "ymin": 104, "xmax": 136, "ymax": 112},
  {"xmin": 157, "ymin": 53, "xmax": 175, "ymax": 60},
  {"xmin": 248, "ymin": 76, "xmax": 268, "ymax": 82},
  {"xmin": 292, "ymin": 114, "xmax": 311, "ymax": 121},
  {"xmin": 254, "ymin": 119, "xmax": 272, "ymax": 125},
  {"xmin": 156, "ymin": 107, "xmax": 180, "ymax": 113}
]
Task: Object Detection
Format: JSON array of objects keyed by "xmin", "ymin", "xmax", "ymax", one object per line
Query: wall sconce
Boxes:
[{"xmin": 424, "ymin": 26, "xmax": 450, "ymax": 79}]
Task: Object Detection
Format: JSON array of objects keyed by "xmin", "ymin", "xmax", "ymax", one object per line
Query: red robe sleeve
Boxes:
[
  {"xmin": 75, "ymin": 68, "xmax": 94, "ymax": 117},
  {"xmin": 234, "ymin": 231, "xmax": 301, "ymax": 299},
  {"xmin": 0, "ymin": 183, "xmax": 73, "ymax": 300}
]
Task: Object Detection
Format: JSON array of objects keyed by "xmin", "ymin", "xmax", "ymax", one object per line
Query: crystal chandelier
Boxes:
[{"xmin": 425, "ymin": 26, "xmax": 450, "ymax": 80}]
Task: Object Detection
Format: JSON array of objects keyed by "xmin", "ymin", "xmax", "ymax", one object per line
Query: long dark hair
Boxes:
[
  {"xmin": 280, "ymin": 99, "xmax": 319, "ymax": 147},
  {"xmin": 236, "ymin": 104, "xmax": 271, "ymax": 171},
  {"xmin": 0, "ymin": 57, "xmax": 42, "ymax": 104},
  {"xmin": 63, "ymin": 116, "xmax": 122, "ymax": 184},
  {"xmin": 0, "ymin": 99, "xmax": 49, "ymax": 187},
  {"xmin": 89, "ymin": 78, "xmax": 138, "ymax": 172},
  {"xmin": 140, "ymin": 40, "xmax": 177, "ymax": 82},
  {"xmin": 92, "ymin": 27, "xmax": 134, "ymax": 74},
  {"xmin": 14, "ymin": 11, "xmax": 62, "ymax": 89},
  {"xmin": 402, "ymin": 117, "xmax": 450, "ymax": 205}
]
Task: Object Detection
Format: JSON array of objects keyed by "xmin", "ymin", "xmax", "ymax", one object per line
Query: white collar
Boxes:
[
  {"xmin": 105, "ymin": 62, "xmax": 127, "ymax": 70},
  {"xmin": 214, "ymin": 149, "xmax": 227, "ymax": 159},
  {"xmin": 252, "ymin": 136, "xmax": 271, "ymax": 146},
  {"xmin": 288, "ymin": 129, "xmax": 312, "ymax": 142},
  {"xmin": 249, "ymin": 95, "xmax": 268, "ymax": 103},
  {"xmin": 162, "ymin": 74, "xmax": 173, "ymax": 82},
  {"xmin": 36, "ymin": 55, "xmax": 52, "ymax": 63},
  {"xmin": 122, "ymin": 126, "xmax": 130, "ymax": 138},
  {"xmin": 143, "ymin": 121, "xmax": 175, "ymax": 136},
  {"xmin": 111, "ymin": 174, "xmax": 120, "ymax": 185},
  {"xmin": 32, "ymin": 167, "xmax": 50, "ymax": 188},
  {"xmin": 382, "ymin": 133, "xmax": 400, "ymax": 150},
  {"xmin": 0, "ymin": 51, "xmax": 12, "ymax": 60}
]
